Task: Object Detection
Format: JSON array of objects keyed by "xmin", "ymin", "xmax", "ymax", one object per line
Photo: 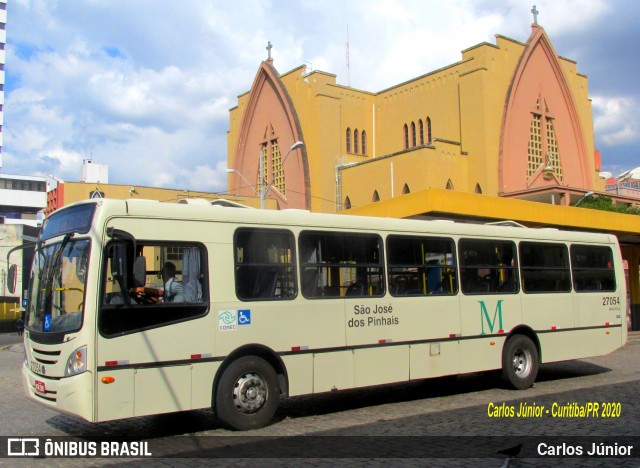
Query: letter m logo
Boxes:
[{"xmin": 480, "ymin": 300, "xmax": 504, "ymax": 335}]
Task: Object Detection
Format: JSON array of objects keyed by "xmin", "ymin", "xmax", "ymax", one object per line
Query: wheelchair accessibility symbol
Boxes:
[{"xmin": 238, "ymin": 309, "xmax": 251, "ymax": 326}]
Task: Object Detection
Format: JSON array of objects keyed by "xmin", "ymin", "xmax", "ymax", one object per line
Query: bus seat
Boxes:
[
  {"xmin": 253, "ymin": 268, "xmax": 278, "ymax": 298},
  {"xmin": 346, "ymin": 281, "xmax": 364, "ymax": 296},
  {"xmin": 391, "ymin": 276, "xmax": 408, "ymax": 295},
  {"xmin": 302, "ymin": 269, "xmax": 319, "ymax": 297}
]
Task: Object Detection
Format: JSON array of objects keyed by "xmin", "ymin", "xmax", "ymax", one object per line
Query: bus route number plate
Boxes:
[{"xmin": 34, "ymin": 380, "xmax": 46, "ymax": 394}]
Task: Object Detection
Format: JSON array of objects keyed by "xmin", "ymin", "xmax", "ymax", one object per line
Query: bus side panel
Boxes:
[
  {"xmin": 214, "ymin": 301, "xmax": 346, "ymax": 366},
  {"xmin": 134, "ymin": 366, "xmax": 191, "ymax": 416},
  {"xmin": 281, "ymin": 354, "xmax": 313, "ymax": 396},
  {"xmin": 576, "ymin": 292, "xmax": 619, "ymax": 329},
  {"xmin": 538, "ymin": 327, "xmax": 623, "ymax": 363},
  {"xmin": 458, "ymin": 336, "xmax": 506, "ymax": 374},
  {"xmin": 191, "ymin": 362, "xmax": 222, "ymax": 409},
  {"xmin": 409, "ymin": 341, "xmax": 460, "ymax": 379},
  {"xmin": 353, "ymin": 346, "xmax": 409, "ymax": 387},
  {"xmin": 314, "ymin": 351, "xmax": 354, "ymax": 392},
  {"xmin": 97, "ymin": 369, "xmax": 134, "ymax": 421},
  {"xmin": 522, "ymin": 294, "xmax": 575, "ymax": 330}
]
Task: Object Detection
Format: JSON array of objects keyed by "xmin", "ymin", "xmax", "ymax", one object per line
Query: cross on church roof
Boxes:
[
  {"xmin": 531, "ymin": 5, "xmax": 539, "ymax": 25},
  {"xmin": 266, "ymin": 41, "xmax": 273, "ymax": 60}
]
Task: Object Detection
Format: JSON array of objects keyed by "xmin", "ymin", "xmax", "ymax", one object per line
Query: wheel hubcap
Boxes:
[
  {"xmin": 233, "ymin": 372, "xmax": 267, "ymax": 413},
  {"xmin": 512, "ymin": 348, "xmax": 532, "ymax": 378}
]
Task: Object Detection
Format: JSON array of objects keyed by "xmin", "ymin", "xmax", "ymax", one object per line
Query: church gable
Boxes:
[
  {"xmin": 231, "ymin": 62, "xmax": 310, "ymax": 209},
  {"xmin": 499, "ymin": 26, "xmax": 590, "ymax": 194}
]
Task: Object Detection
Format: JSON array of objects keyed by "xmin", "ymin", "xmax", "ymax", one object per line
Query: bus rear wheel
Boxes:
[
  {"xmin": 215, "ymin": 356, "xmax": 279, "ymax": 430},
  {"xmin": 501, "ymin": 335, "xmax": 539, "ymax": 390}
]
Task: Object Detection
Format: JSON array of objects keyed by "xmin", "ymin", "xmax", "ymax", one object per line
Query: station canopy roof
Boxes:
[{"xmin": 345, "ymin": 188, "xmax": 640, "ymax": 245}]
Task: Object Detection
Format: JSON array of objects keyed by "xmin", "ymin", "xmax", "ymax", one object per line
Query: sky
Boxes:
[{"xmin": 3, "ymin": 0, "xmax": 639, "ymax": 193}]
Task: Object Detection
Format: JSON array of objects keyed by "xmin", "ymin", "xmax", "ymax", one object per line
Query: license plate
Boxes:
[
  {"xmin": 29, "ymin": 360, "xmax": 43, "ymax": 375},
  {"xmin": 34, "ymin": 380, "xmax": 46, "ymax": 394}
]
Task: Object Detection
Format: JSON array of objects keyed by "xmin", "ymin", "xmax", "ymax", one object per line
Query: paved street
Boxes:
[
  {"xmin": 0, "ymin": 332, "xmax": 23, "ymax": 349},
  {"xmin": 1, "ymin": 335, "xmax": 639, "ymax": 466}
]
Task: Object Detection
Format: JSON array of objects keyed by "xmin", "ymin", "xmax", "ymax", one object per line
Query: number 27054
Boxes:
[{"xmin": 602, "ymin": 296, "xmax": 620, "ymax": 306}]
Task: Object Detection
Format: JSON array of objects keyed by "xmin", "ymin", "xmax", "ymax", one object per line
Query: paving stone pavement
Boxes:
[{"xmin": 0, "ymin": 337, "xmax": 639, "ymax": 467}]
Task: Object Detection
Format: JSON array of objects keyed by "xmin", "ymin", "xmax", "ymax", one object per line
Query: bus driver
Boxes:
[{"xmin": 162, "ymin": 262, "xmax": 184, "ymax": 303}]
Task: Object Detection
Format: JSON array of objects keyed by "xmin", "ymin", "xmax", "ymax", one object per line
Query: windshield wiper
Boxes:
[{"xmin": 43, "ymin": 233, "xmax": 74, "ymax": 315}]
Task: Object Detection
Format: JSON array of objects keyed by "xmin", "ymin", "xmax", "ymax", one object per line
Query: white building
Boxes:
[
  {"xmin": 0, "ymin": 174, "xmax": 47, "ymax": 226},
  {"xmin": 605, "ymin": 167, "xmax": 640, "ymax": 200},
  {"xmin": 81, "ymin": 159, "xmax": 109, "ymax": 184}
]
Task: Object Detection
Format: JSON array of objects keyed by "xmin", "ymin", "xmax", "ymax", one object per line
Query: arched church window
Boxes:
[
  {"xmin": 361, "ymin": 130, "xmax": 367, "ymax": 155},
  {"xmin": 403, "ymin": 124, "xmax": 409, "ymax": 149},
  {"xmin": 344, "ymin": 196, "xmax": 351, "ymax": 210},
  {"xmin": 372, "ymin": 190, "xmax": 380, "ymax": 202},
  {"xmin": 411, "ymin": 122, "xmax": 416, "ymax": 147},
  {"xmin": 354, "ymin": 129, "xmax": 359, "ymax": 154},
  {"xmin": 346, "ymin": 128, "xmax": 351, "ymax": 153},
  {"xmin": 402, "ymin": 183, "xmax": 410, "ymax": 195},
  {"xmin": 419, "ymin": 120, "xmax": 424, "ymax": 145},
  {"xmin": 426, "ymin": 117, "xmax": 432, "ymax": 144},
  {"xmin": 446, "ymin": 179, "xmax": 454, "ymax": 190},
  {"xmin": 475, "ymin": 183, "xmax": 482, "ymax": 194}
]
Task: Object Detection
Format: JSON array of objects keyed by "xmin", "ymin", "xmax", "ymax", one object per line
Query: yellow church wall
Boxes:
[
  {"xmin": 311, "ymin": 94, "xmax": 343, "ymax": 212},
  {"xmin": 375, "ymin": 65, "xmax": 462, "ymax": 159},
  {"xmin": 277, "ymin": 68, "xmax": 351, "ymax": 212},
  {"xmin": 341, "ymin": 139, "xmax": 470, "ymax": 210}
]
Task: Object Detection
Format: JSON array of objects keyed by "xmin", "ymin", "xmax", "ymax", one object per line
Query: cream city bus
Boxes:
[{"xmin": 13, "ymin": 199, "xmax": 627, "ymax": 430}]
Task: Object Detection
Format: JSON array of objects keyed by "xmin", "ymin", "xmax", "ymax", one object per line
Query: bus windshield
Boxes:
[{"xmin": 26, "ymin": 237, "xmax": 90, "ymax": 334}]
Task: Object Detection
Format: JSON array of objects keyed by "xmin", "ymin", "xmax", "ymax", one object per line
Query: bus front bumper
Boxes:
[{"xmin": 22, "ymin": 362, "xmax": 94, "ymax": 422}]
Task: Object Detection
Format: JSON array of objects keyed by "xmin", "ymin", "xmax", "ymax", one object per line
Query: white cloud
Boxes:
[{"xmin": 592, "ymin": 95, "xmax": 639, "ymax": 146}]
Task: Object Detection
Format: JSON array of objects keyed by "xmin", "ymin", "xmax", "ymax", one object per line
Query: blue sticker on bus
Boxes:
[
  {"xmin": 43, "ymin": 313, "xmax": 52, "ymax": 332},
  {"xmin": 238, "ymin": 309, "xmax": 251, "ymax": 326}
]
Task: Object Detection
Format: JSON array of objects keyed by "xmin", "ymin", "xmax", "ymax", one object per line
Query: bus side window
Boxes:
[
  {"xmin": 459, "ymin": 239, "xmax": 518, "ymax": 295},
  {"xmin": 519, "ymin": 242, "xmax": 571, "ymax": 294},
  {"xmin": 99, "ymin": 242, "xmax": 208, "ymax": 337},
  {"xmin": 299, "ymin": 231, "xmax": 385, "ymax": 298},
  {"xmin": 234, "ymin": 228, "xmax": 297, "ymax": 301},
  {"xmin": 571, "ymin": 245, "xmax": 616, "ymax": 292},
  {"xmin": 386, "ymin": 235, "xmax": 457, "ymax": 296}
]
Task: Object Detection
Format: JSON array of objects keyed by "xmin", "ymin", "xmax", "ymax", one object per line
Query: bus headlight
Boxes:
[{"xmin": 65, "ymin": 346, "xmax": 87, "ymax": 377}]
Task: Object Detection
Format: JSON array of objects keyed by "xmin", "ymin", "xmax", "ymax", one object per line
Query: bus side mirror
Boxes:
[
  {"xmin": 7, "ymin": 264, "xmax": 17, "ymax": 294},
  {"xmin": 133, "ymin": 256, "xmax": 147, "ymax": 287}
]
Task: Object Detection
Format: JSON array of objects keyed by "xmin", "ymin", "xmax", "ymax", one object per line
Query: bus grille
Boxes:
[
  {"xmin": 32, "ymin": 347, "xmax": 62, "ymax": 366},
  {"xmin": 33, "ymin": 386, "xmax": 57, "ymax": 402}
]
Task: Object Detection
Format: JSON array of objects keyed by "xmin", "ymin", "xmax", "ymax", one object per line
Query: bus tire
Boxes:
[
  {"xmin": 501, "ymin": 335, "xmax": 538, "ymax": 390},
  {"xmin": 215, "ymin": 355, "xmax": 279, "ymax": 430}
]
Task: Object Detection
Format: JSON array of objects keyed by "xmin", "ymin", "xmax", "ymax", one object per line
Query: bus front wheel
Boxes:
[
  {"xmin": 501, "ymin": 335, "xmax": 539, "ymax": 390},
  {"xmin": 215, "ymin": 355, "xmax": 279, "ymax": 430}
]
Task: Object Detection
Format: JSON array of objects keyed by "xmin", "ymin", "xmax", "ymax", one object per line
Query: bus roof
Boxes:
[{"xmin": 62, "ymin": 198, "xmax": 618, "ymax": 245}]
